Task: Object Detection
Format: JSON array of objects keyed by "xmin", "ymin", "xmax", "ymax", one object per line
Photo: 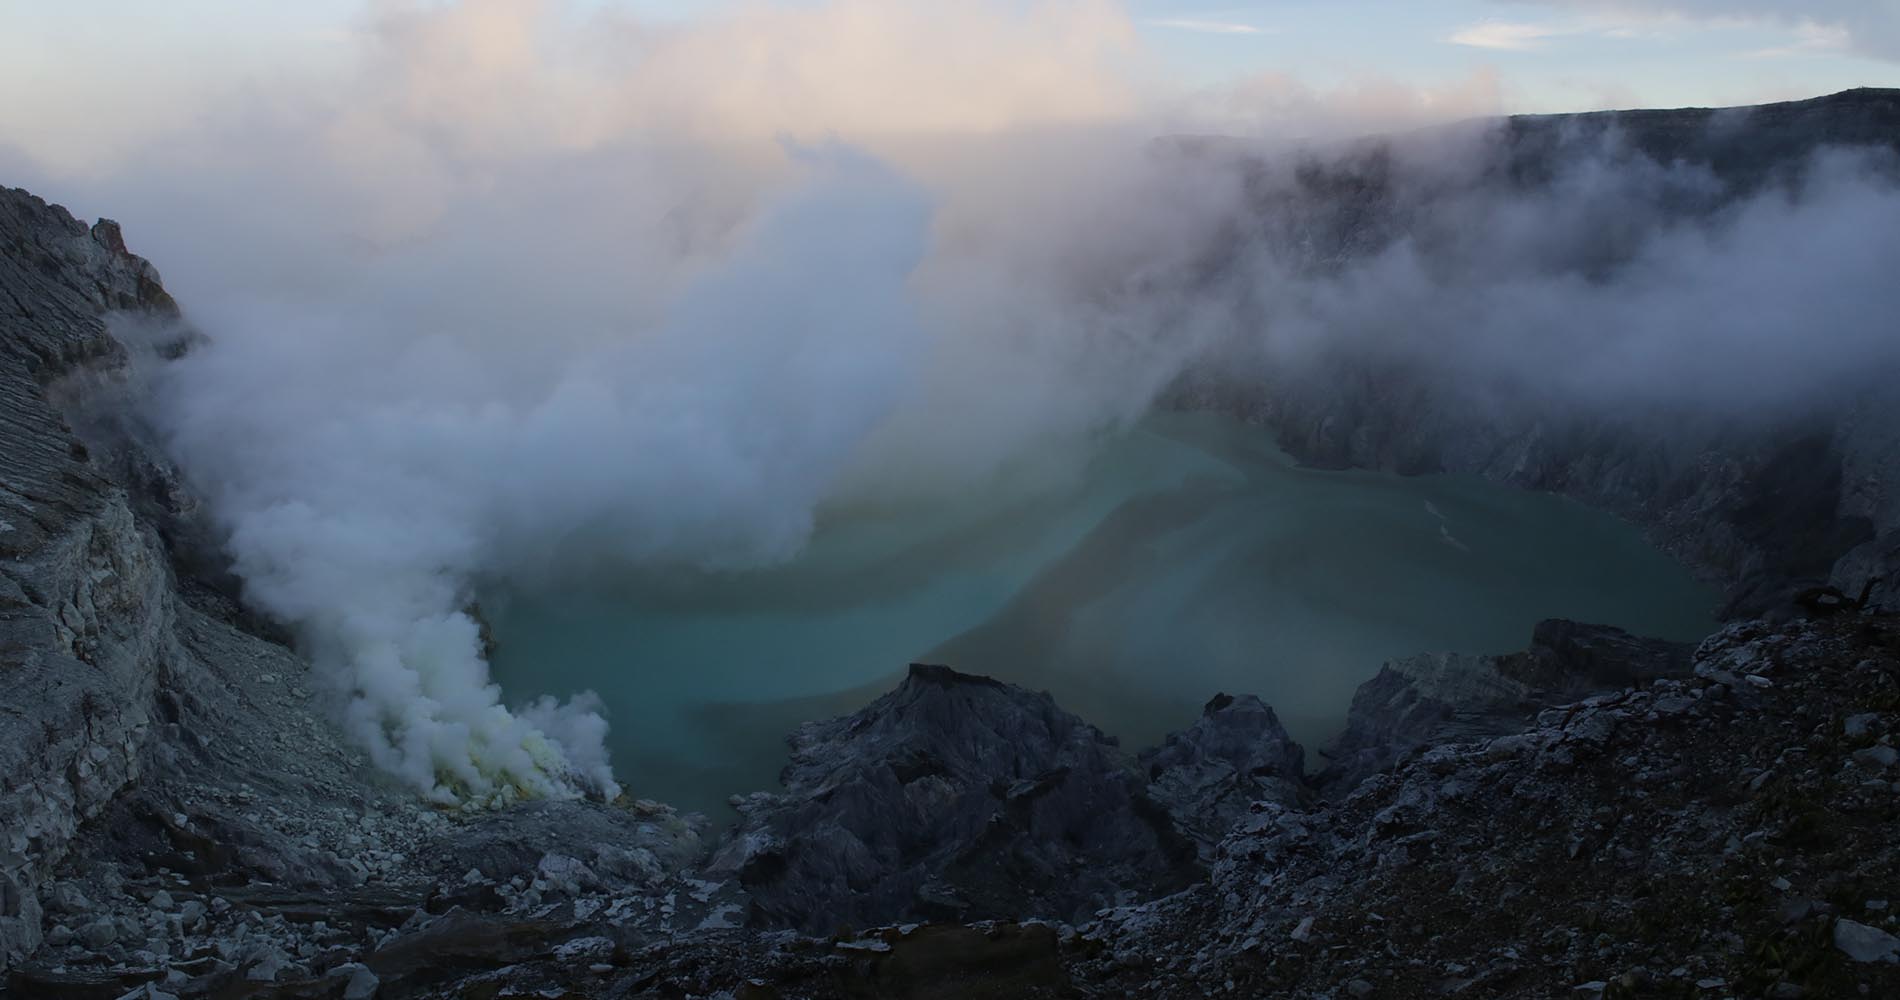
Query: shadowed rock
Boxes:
[
  {"xmin": 1320, "ymin": 620, "xmax": 1693, "ymax": 794},
  {"xmin": 709, "ymin": 664, "xmax": 1201, "ymax": 931},
  {"xmin": 1139, "ymin": 693, "xmax": 1308, "ymax": 853}
]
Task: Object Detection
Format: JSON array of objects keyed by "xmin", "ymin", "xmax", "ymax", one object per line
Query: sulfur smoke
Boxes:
[
  {"xmin": 139, "ymin": 145, "xmax": 935, "ymax": 803},
  {"xmin": 6, "ymin": 0, "xmax": 1899, "ymax": 803}
]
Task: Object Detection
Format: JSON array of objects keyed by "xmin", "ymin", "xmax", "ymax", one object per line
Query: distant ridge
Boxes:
[
  {"xmin": 1510, "ymin": 85, "xmax": 1900, "ymax": 120},
  {"xmin": 1158, "ymin": 88, "xmax": 1900, "ymax": 167},
  {"xmin": 1502, "ymin": 87, "xmax": 1900, "ymax": 178}
]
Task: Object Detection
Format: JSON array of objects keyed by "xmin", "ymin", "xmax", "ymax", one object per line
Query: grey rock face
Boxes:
[
  {"xmin": 1519, "ymin": 618, "xmax": 1696, "ymax": 688},
  {"xmin": 1074, "ymin": 615, "xmax": 1900, "ymax": 998},
  {"xmin": 1835, "ymin": 919, "xmax": 1900, "ymax": 964},
  {"xmin": 0, "ymin": 186, "xmax": 185, "ymax": 965},
  {"xmin": 1139, "ymin": 693, "xmax": 1307, "ymax": 852},
  {"xmin": 1321, "ymin": 620, "xmax": 1693, "ymax": 793},
  {"xmin": 335, "ymin": 961, "xmax": 380, "ymax": 999},
  {"xmin": 709, "ymin": 663, "xmax": 1202, "ymax": 930},
  {"xmin": 425, "ymin": 799, "xmax": 704, "ymax": 894}
]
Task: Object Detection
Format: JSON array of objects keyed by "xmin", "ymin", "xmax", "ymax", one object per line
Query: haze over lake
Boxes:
[{"xmin": 488, "ymin": 411, "xmax": 1716, "ymax": 814}]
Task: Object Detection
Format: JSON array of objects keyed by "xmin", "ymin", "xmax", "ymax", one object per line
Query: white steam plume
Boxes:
[
  {"xmin": 146, "ymin": 145, "xmax": 930, "ymax": 803},
  {"xmin": 1226, "ymin": 133, "xmax": 1900, "ymax": 417}
]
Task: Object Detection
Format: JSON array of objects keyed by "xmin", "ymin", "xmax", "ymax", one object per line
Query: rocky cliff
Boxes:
[
  {"xmin": 1, "ymin": 189, "xmax": 190, "ymax": 962},
  {"xmin": 5, "ymin": 89, "xmax": 1900, "ymax": 1000}
]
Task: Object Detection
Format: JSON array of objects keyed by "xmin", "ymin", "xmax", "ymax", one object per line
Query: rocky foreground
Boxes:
[
  {"xmin": 5, "ymin": 90, "xmax": 1900, "ymax": 998},
  {"xmin": 15, "ymin": 611, "xmax": 1900, "ymax": 999}
]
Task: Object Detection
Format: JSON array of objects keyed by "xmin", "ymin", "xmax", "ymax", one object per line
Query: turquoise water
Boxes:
[{"xmin": 486, "ymin": 412, "xmax": 1718, "ymax": 815}]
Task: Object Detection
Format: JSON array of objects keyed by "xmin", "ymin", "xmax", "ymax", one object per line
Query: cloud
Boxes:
[
  {"xmin": 1448, "ymin": 20, "xmax": 1564, "ymax": 50},
  {"xmin": 1173, "ymin": 69, "xmax": 1505, "ymax": 139},
  {"xmin": 1207, "ymin": 130, "xmax": 1900, "ymax": 425},
  {"xmin": 1145, "ymin": 17, "xmax": 1270, "ymax": 36},
  {"xmin": 130, "ymin": 143, "xmax": 937, "ymax": 804},
  {"xmin": 1497, "ymin": 1, "xmax": 1900, "ymax": 61},
  {"xmin": 1736, "ymin": 21, "xmax": 1853, "ymax": 59}
]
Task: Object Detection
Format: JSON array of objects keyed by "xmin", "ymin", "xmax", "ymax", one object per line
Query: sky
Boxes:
[{"xmin": 3, "ymin": 0, "xmax": 1896, "ymax": 172}]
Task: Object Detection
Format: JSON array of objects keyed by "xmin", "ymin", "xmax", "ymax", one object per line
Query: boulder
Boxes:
[
  {"xmin": 1321, "ymin": 621, "xmax": 1694, "ymax": 793},
  {"xmin": 709, "ymin": 664, "xmax": 1201, "ymax": 931},
  {"xmin": 1140, "ymin": 693, "xmax": 1308, "ymax": 851}
]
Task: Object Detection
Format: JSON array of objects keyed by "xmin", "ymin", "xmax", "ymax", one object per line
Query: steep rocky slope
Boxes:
[{"xmin": 1, "ymin": 190, "xmax": 191, "ymax": 963}]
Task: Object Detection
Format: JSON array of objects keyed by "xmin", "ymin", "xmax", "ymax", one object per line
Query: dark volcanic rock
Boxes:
[
  {"xmin": 0, "ymin": 185, "xmax": 187, "ymax": 964},
  {"xmin": 709, "ymin": 663, "xmax": 1201, "ymax": 931},
  {"xmin": 1511, "ymin": 618, "xmax": 1696, "ymax": 689},
  {"xmin": 1076, "ymin": 615, "xmax": 1900, "ymax": 1000},
  {"xmin": 1322, "ymin": 620, "xmax": 1693, "ymax": 793},
  {"xmin": 419, "ymin": 798, "xmax": 703, "ymax": 891},
  {"xmin": 1139, "ymin": 693, "xmax": 1307, "ymax": 852},
  {"xmin": 365, "ymin": 907, "xmax": 579, "ymax": 992}
]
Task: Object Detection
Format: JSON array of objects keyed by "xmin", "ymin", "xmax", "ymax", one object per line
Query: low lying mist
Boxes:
[{"xmin": 9, "ymin": 1, "xmax": 1897, "ymax": 802}]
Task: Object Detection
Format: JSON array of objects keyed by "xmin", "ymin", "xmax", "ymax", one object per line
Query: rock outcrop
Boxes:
[
  {"xmin": 1139, "ymin": 693, "xmax": 1307, "ymax": 852},
  {"xmin": 1076, "ymin": 614, "xmax": 1900, "ymax": 999},
  {"xmin": 1321, "ymin": 619, "xmax": 1693, "ymax": 792},
  {"xmin": 709, "ymin": 663, "xmax": 1201, "ymax": 931}
]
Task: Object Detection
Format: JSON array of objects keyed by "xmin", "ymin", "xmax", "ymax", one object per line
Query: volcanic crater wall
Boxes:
[{"xmin": 1173, "ymin": 89, "xmax": 1900, "ymax": 617}]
